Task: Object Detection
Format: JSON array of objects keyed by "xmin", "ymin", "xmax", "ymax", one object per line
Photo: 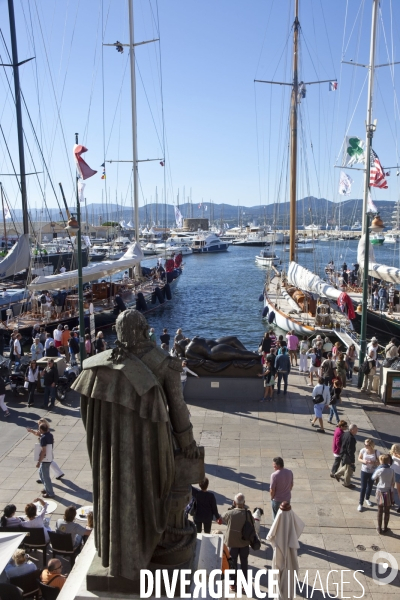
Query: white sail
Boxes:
[
  {"xmin": 28, "ymin": 243, "xmax": 143, "ymax": 292},
  {"xmin": 287, "ymin": 261, "xmax": 341, "ymax": 301},
  {"xmin": 0, "ymin": 234, "xmax": 30, "ymax": 279},
  {"xmin": 357, "ymin": 235, "xmax": 400, "ymax": 284}
]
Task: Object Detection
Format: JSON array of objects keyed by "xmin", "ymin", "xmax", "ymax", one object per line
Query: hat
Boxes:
[
  {"xmin": 371, "ymin": 336, "xmax": 378, "ymax": 342},
  {"xmin": 64, "ymin": 325, "xmax": 69, "ymax": 329},
  {"xmin": 315, "ymin": 335, "xmax": 322, "ymax": 341},
  {"xmin": 35, "ymin": 336, "xmax": 40, "ymax": 340}
]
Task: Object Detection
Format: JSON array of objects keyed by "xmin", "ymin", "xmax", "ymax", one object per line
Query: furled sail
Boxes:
[
  {"xmin": 287, "ymin": 261, "xmax": 341, "ymax": 301},
  {"xmin": 357, "ymin": 235, "xmax": 400, "ymax": 284},
  {"xmin": 0, "ymin": 234, "xmax": 31, "ymax": 279},
  {"xmin": 28, "ymin": 243, "xmax": 143, "ymax": 292}
]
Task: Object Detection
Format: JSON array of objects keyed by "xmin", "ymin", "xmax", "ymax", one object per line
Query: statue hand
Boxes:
[{"xmin": 182, "ymin": 440, "xmax": 201, "ymax": 459}]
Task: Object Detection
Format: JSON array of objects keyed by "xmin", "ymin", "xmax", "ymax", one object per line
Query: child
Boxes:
[
  {"xmin": 372, "ymin": 454, "xmax": 395, "ymax": 534},
  {"xmin": 299, "ymin": 337, "xmax": 309, "ymax": 373}
]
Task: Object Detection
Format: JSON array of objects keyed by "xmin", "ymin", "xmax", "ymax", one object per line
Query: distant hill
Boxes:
[{"xmin": 21, "ymin": 197, "xmax": 397, "ymax": 228}]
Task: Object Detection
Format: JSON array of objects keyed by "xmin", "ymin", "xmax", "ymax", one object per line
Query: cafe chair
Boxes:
[
  {"xmin": 48, "ymin": 531, "xmax": 80, "ymax": 569},
  {"xmin": 22, "ymin": 527, "xmax": 48, "ymax": 567},
  {"xmin": 9, "ymin": 569, "xmax": 40, "ymax": 599},
  {"xmin": 38, "ymin": 581, "xmax": 60, "ymax": 599}
]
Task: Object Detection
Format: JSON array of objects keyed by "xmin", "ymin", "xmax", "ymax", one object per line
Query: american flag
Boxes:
[{"xmin": 370, "ymin": 148, "xmax": 388, "ymax": 189}]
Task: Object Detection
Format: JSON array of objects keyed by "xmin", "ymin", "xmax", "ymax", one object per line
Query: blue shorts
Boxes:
[{"xmin": 313, "ymin": 403, "xmax": 325, "ymax": 419}]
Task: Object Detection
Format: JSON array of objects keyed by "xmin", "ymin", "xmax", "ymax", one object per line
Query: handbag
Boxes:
[
  {"xmin": 24, "ymin": 381, "xmax": 29, "ymax": 389},
  {"xmin": 241, "ymin": 510, "xmax": 256, "ymax": 542},
  {"xmin": 250, "ymin": 534, "xmax": 261, "ymax": 551}
]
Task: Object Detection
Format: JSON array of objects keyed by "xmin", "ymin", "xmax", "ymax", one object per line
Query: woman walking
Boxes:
[
  {"xmin": 25, "ymin": 360, "xmax": 39, "ymax": 407},
  {"xmin": 332, "ymin": 341, "xmax": 341, "ymax": 361},
  {"xmin": 306, "ymin": 347, "xmax": 319, "ymax": 386},
  {"xmin": 358, "ymin": 439, "xmax": 380, "ymax": 512},
  {"xmin": 191, "ymin": 478, "xmax": 220, "ymax": 534},
  {"xmin": 258, "ymin": 358, "xmax": 275, "ymax": 402},
  {"xmin": 299, "ymin": 337, "xmax": 309, "ymax": 373},
  {"xmin": 389, "ymin": 443, "xmax": 400, "ymax": 513},
  {"xmin": 328, "ymin": 380, "xmax": 342, "ymax": 425},
  {"xmin": 95, "ymin": 331, "xmax": 106, "ymax": 354},
  {"xmin": 260, "ymin": 332, "xmax": 271, "ymax": 354},
  {"xmin": 336, "ymin": 353, "xmax": 347, "ymax": 388},
  {"xmin": 373, "ymin": 455, "xmax": 395, "ymax": 534},
  {"xmin": 310, "ymin": 377, "xmax": 330, "ymax": 433},
  {"xmin": 346, "ymin": 344, "xmax": 357, "ymax": 381},
  {"xmin": 330, "ymin": 421, "xmax": 347, "ymax": 477}
]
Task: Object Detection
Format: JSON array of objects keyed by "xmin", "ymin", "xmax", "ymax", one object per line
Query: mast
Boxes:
[
  {"xmin": 128, "ymin": 0, "xmax": 140, "ymax": 242},
  {"xmin": 289, "ymin": 0, "xmax": 299, "ymax": 262},
  {"xmin": 358, "ymin": 0, "xmax": 379, "ymax": 383},
  {"xmin": 8, "ymin": 0, "xmax": 29, "ymax": 236}
]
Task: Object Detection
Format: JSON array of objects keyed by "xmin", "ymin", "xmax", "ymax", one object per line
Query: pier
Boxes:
[{"xmin": 0, "ymin": 369, "xmax": 398, "ymax": 597}]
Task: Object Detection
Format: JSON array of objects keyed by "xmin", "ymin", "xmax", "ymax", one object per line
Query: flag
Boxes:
[
  {"xmin": 338, "ymin": 171, "xmax": 353, "ymax": 195},
  {"xmin": 329, "ymin": 81, "xmax": 338, "ymax": 91},
  {"xmin": 367, "ymin": 190, "xmax": 378, "ymax": 213},
  {"xmin": 342, "ymin": 136, "xmax": 365, "ymax": 167},
  {"xmin": 120, "ymin": 220, "xmax": 126, "ymax": 228},
  {"xmin": 370, "ymin": 148, "xmax": 388, "ymax": 189},
  {"xmin": 73, "ymin": 145, "xmax": 97, "ymax": 180},
  {"xmin": 100, "ymin": 163, "xmax": 105, "ymax": 167},
  {"xmin": 160, "ymin": 161, "xmax": 164, "ymax": 167},
  {"xmin": 4, "ymin": 206, "xmax": 11, "ymax": 220},
  {"xmin": 127, "ymin": 221, "xmax": 134, "ymax": 228},
  {"xmin": 77, "ymin": 180, "xmax": 86, "ymax": 203},
  {"xmin": 175, "ymin": 206, "xmax": 183, "ymax": 228},
  {"xmin": 205, "ymin": 205, "xmax": 208, "ymax": 211}
]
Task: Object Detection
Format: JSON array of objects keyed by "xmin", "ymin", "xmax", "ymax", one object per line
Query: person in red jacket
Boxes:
[{"xmin": 330, "ymin": 420, "xmax": 348, "ymax": 477}]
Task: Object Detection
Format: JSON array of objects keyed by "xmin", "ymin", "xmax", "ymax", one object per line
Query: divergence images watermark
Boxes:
[{"xmin": 141, "ymin": 554, "xmax": 398, "ymax": 598}]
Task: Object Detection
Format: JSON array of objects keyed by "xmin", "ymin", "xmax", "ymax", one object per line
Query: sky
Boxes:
[{"xmin": 1, "ymin": 0, "xmax": 400, "ymax": 223}]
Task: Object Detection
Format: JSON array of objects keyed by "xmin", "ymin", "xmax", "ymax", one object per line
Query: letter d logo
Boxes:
[{"xmin": 372, "ymin": 551, "xmax": 398, "ymax": 586}]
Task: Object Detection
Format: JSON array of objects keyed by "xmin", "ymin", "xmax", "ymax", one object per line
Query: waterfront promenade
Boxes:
[{"xmin": 0, "ymin": 369, "xmax": 399, "ymax": 598}]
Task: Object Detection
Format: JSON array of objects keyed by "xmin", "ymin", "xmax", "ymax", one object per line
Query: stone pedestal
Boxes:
[{"xmin": 58, "ymin": 532, "xmax": 223, "ymax": 600}]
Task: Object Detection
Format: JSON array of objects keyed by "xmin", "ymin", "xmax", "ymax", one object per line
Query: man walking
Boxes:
[
  {"xmin": 270, "ymin": 457, "xmax": 294, "ymax": 519},
  {"xmin": 274, "ymin": 347, "xmax": 291, "ymax": 395},
  {"xmin": 36, "ymin": 422, "xmax": 55, "ymax": 498},
  {"xmin": 41, "ymin": 359, "xmax": 58, "ymax": 410},
  {"xmin": 335, "ymin": 424, "xmax": 358, "ymax": 488},
  {"xmin": 160, "ymin": 328, "xmax": 171, "ymax": 349},
  {"xmin": 286, "ymin": 330, "xmax": 299, "ymax": 367},
  {"xmin": 221, "ymin": 493, "xmax": 254, "ymax": 593},
  {"xmin": 61, "ymin": 325, "xmax": 70, "ymax": 362}
]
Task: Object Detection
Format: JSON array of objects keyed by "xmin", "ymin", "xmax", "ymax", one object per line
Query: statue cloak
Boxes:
[{"xmin": 73, "ymin": 349, "xmax": 175, "ymax": 580}]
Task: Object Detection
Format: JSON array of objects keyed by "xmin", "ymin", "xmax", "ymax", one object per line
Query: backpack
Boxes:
[
  {"xmin": 361, "ymin": 360, "xmax": 371, "ymax": 375},
  {"xmin": 241, "ymin": 510, "xmax": 256, "ymax": 542},
  {"xmin": 314, "ymin": 356, "xmax": 321, "ymax": 368}
]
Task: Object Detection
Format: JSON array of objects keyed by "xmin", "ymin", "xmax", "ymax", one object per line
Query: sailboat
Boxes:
[
  {"xmin": 2, "ymin": 0, "xmax": 182, "ymax": 336},
  {"xmin": 259, "ymin": 1, "xmax": 353, "ymax": 339}
]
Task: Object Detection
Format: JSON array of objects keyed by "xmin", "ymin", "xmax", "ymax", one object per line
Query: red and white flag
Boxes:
[
  {"xmin": 370, "ymin": 148, "xmax": 388, "ymax": 189},
  {"xmin": 73, "ymin": 145, "xmax": 97, "ymax": 180}
]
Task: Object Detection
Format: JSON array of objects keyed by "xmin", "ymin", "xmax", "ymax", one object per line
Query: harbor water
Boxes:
[{"xmin": 104, "ymin": 239, "xmax": 400, "ymax": 350}]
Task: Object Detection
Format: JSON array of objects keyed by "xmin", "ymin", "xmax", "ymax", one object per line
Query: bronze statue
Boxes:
[{"xmin": 72, "ymin": 309, "xmax": 203, "ymax": 582}]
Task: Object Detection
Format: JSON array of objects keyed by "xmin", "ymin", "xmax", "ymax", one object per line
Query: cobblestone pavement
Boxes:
[{"xmin": 0, "ymin": 370, "xmax": 399, "ymax": 598}]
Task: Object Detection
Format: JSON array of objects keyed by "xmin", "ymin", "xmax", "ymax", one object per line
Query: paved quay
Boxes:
[{"xmin": 0, "ymin": 369, "xmax": 399, "ymax": 598}]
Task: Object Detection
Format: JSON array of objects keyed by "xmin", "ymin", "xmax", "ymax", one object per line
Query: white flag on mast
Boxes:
[
  {"xmin": 338, "ymin": 171, "xmax": 353, "ymax": 195},
  {"xmin": 175, "ymin": 206, "xmax": 183, "ymax": 228}
]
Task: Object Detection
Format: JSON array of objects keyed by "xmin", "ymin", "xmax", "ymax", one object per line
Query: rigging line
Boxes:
[
  {"xmin": 379, "ymin": 5, "xmax": 400, "ymax": 165},
  {"xmin": 32, "ymin": 0, "xmax": 75, "ymax": 190},
  {"xmin": 254, "ymin": 0, "xmax": 276, "ymax": 77},
  {"xmin": 269, "ymin": 29, "xmax": 293, "ymax": 83},
  {"xmin": 318, "ymin": 0, "xmax": 337, "ymax": 77},
  {"xmin": 343, "ymin": 0, "xmax": 365, "ymax": 139},
  {"xmin": 83, "ymin": 2, "xmax": 102, "ymax": 142},
  {"xmin": 104, "ymin": 53, "xmax": 130, "ymax": 156},
  {"xmin": 342, "ymin": 0, "xmax": 365, "ymax": 58},
  {"xmin": 334, "ymin": 72, "xmax": 368, "ymax": 165},
  {"xmin": 101, "ymin": 0, "xmax": 113, "ymax": 209},
  {"xmin": 134, "ymin": 50, "xmax": 163, "ymax": 158},
  {"xmin": 155, "ymin": 0, "xmax": 168, "ymax": 229},
  {"xmin": 341, "ymin": 0, "xmax": 349, "ymax": 60},
  {"xmin": 253, "ymin": 84, "xmax": 263, "ymax": 208},
  {"xmin": 375, "ymin": 79, "xmax": 399, "ymax": 162},
  {"xmin": 0, "ymin": 33, "xmax": 66, "ymax": 225},
  {"xmin": 389, "ymin": 0, "xmax": 399, "ymax": 169}
]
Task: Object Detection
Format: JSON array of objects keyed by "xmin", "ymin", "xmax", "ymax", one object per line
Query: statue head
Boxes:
[{"xmin": 115, "ymin": 309, "xmax": 149, "ymax": 349}]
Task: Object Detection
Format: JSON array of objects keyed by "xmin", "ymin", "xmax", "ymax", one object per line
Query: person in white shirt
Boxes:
[
  {"xmin": 60, "ymin": 265, "xmax": 66, "ymax": 273},
  {"xmin": 13, "ymin": 333, "xmax": 22, "ymax": 363},
  {"xmin": 1, "ymin": 288, "xmax": 9, "ymax": 298},
  {"xmin": 181, "ymin": 360, "xmax": 198, "ymax": 391},
  {"xmin": 367, "ymin": 337, "xmax": 379, "ymax": 361},
  {"xmin": 53, "ymin": 324, "xmax": 63, "ymax": 349},
  {"xmin": 21, "ymin": 497, "xmax": 51, "ymax": 543},
  {"xmin": 310, "ymin": 377, "xmax": 330, "ymax": 433}
]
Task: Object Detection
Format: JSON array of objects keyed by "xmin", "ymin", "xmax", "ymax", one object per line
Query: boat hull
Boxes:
[
  {"xmin": 192, "ymin": 245, "xmax": 228, "ymax": 253},
  {"xmin": 263, "ymin": 294, "xmax": 315, "ymax": 335}
]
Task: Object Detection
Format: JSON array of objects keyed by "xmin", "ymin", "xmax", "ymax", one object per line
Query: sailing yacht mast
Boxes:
[
  {"xmin": 8, "ymin": 0, "xmax": 29, "ymax": 236},
  {"xmin": 358, "ymin": 0, "xmax": 379, "ymax": 377},
  {"xmin": 289, "ymin": 0, "xmax": 299, "ymax": 262},
  {"xmin": 128, "ymin": 0, "xmax": 140, "ymax": 242}
]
